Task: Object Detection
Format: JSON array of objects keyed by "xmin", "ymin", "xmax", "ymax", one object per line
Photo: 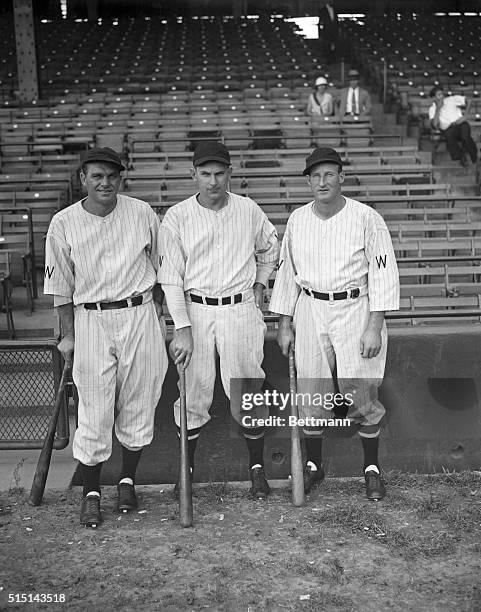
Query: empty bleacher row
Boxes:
[{"xmin": 0, "ymin": 16, "xmax": 324, "ymax": 101}]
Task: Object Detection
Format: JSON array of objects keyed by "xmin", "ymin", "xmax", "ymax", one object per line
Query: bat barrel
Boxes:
[
  {"xmin": 28, "ymin": 361, "xmax": 70, "ymax": 506},
  {"xmin": 178, "ymin": 365, "xmax": 193, "ymax": 527},
  {"xmin": 288, "ymin": 347, "xmax": 305, "ymax": 507}
]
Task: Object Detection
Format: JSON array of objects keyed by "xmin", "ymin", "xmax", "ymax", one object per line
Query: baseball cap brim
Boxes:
[
  {"xmin": 193, "ymin": 155, "xmax": 231, "ymax": 166},
  {"xmin": 81, "ymin": 148, "xmax": 126, "ymax": 171}
]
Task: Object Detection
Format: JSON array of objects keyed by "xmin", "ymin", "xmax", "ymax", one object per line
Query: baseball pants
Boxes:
[
  {"xmin": 293, "ymin": 290, "xmax": 386, "ymax": 435},
  {"xmin": 174, "ymin": 292, "xmax": 266, "ymax": 430},
  {"xmin": 445, "ymin": 121, "xmax": 478, "ymax": 163},
  {"xmin": 72, "ymin": 297, "xmax": 168, "ymax": 465}
]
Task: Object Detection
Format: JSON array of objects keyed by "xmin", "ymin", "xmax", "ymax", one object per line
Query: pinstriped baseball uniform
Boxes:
[
  {"xmin": 160, "ymin": 191, "xmax": 278, "ymax": 430},
  {"xmin": 44, "ymin": 195, "xmax": 168, "ymax": 465},
  {"xmin": 269, "ymin": 197, "xmax": 399, "ymax": 435}
]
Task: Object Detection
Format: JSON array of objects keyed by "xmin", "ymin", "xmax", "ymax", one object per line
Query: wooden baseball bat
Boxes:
[
  {"xmin": 288, "ymin": 347, "xmax": 305, "ymax": 507},
  {"xmin": 29, "ymin": 361, "xmax": 70, "ymax": 506},
  {"xmin": 177, "ymin": 364, "xmax": 193, "ymax": 527}
]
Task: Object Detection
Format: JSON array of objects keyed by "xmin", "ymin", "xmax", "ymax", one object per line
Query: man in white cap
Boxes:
[
  {"xmin": 307, "ymin": 76, "xmax": 334, "ymax": 116},
  {"xmin": 339, "ymin": 69, "xmax": 371, "ymax": 118}
]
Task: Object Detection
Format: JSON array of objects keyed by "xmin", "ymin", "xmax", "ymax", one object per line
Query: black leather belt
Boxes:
[
  {"xmin": 84, "ymin": 295, "xmax": 144, "ymax": 310},
  {"xmin": 303, "ymin": 287, "xmax": 360, "ymax": 301},
  {"xmin": 190, "ymin": 292, "xmax": 242, "ymax": 306}
]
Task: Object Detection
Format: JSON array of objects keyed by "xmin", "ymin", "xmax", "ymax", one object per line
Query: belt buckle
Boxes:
[
  {"xmin": 328, "ymin": 291, "xmax": 334, "ymax": 305},
  {"xmin": 126, "ymin": 297, "xmax": 132, "ymax": 308}
]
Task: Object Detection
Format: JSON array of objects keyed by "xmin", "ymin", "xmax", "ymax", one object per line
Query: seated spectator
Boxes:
[
  {"xmin": 306, "ymin": 77, "xmax": 334, "ymax": 117},
  {"xmin": 428, "ymin": 85, "xmax": 478, "ymax": 167},
  {"xmin": 338, "ymin": 69, "xmax": 371, "ymax": 118}
]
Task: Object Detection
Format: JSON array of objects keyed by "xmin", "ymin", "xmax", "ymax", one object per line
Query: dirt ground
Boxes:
[{"xmin": 1, "ymin": 472, "xmax": 481, "ymax": 612}]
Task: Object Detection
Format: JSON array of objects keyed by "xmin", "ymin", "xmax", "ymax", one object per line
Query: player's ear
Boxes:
[
  {"xmin": 79, "ymin": 170, "xmax": 86, "ymax": 187},
  {"xmin": 190, "ymin": 166, "xmax": 197, "ymax": 181},
  {"xmin": 339, "ymin": 170, "xmax": 345, "ymax": 184}
]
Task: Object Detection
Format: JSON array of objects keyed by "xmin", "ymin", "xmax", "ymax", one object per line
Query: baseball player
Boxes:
[
  {"xmin": 269, "ymin": 147, "xmax": 399, "ymax": 500},
  {"xmin": 44, "ymin": 147, "xmax": 168, "ymax": 527},
  {"xmin": 159, "ymin": 141, "xmax": 279, "ymax": 499}
]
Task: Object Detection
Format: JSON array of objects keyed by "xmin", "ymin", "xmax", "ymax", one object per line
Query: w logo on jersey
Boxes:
[
  {"xmin": 375, "ymin": 254, "xmax": 387, "ymax": 269},
  {"xmin": 44, "ymin": 265, "xmax": 55, "ymax": 279}
]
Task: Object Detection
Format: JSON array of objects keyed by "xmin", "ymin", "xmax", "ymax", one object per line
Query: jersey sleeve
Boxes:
[
  {"xmin": 268, "ymin": 218, "xmax": 300, "ymax": 316},
  {"xmin": 44, "ymin": 219, "xmax": 75, "ymax": 298},
  {"xmin": 253, "ymin": 206, "xmax": 279, "ymax": 287},
  {"xmin": 365, "ymin": 213, "xmax": 400, "ymax": 311},
  {"xmin": 159, "ymin": 209, "xmax": 191, "ymax": 328},
  {"xmin": 159, "ymin": 209, "xmax": 186, "ymax": 287},
  {"xmin": 147, "ymin": 208, "xmax": 163, "ymax": 282}
]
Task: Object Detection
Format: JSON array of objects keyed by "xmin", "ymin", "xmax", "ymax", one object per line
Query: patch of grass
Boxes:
[
  {"xmin": 311, "ymin": 498, "xmax": 459, "ymax": 559},
  {"xmin": 416, "ymin": 493, "xmax": 450, "ymax": 519},
  {"xmin": 312, "ymin": 500, "xmax": 388, "ymax": 535},
  {"xmin": 442, "ymin": 504, "xmax": 481, "ymax": 534},
  {"xmin": 414, "ymin": 492, "xmax": 481, "ymax": 534},
  {"xmin": 303, "ymin": 589, "xmax": 354, "ymax": 611},
  {"xmin": 385, "ymin": 528, "xmax": 457, "ymax": 559}
]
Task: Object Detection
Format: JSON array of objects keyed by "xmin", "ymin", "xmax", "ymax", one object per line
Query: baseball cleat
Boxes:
[
  {"xmin": 303, "ymin": 464, "xmax": 325, "ymax": 494},
  {"xmin": 364, "ymin": 470, "xmax": 386, "ymax": 501},
  {"xmin": 117, "ymin": 483, "xmax": 138, "ymax": 513},
  {"xmin": 249, "ymin": 466, "xmax": 270, "ymax": 499},
  {"xmin": 80, "ymin": 495, "xmax": 102, "ymax": 528}
]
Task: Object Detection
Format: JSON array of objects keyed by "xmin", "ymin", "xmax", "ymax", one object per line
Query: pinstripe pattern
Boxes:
[
  {"xmin": 44, "ymin": 194, "xmax": 168, "ymax": 465},
  {"xmin": 161, "ymin": 192, "xmax": 278, "ymax": 431},
  {"xmin": 269, "ymin": 198, "xmax": 399, "ymax": 316},
  {"xmin": 172, "ymin": 293, "xmax": 266, "ymax": 430},
  {"xmin": 44, "ymin": 195, "xmax": 162, "ymax": 304},
  {"xmin": 269, "ymin": 197, "xmax": 399, "ymax": 434},
  {"xmin": 293, "ymin": 291, "xmax": 386, "ymax": 429},
  {"xmin": 73, "ymin": 300, "xmax": 167, "ymax": 465},
  {"xmin": 160, "ymin": 192, "xmax": 278, "ymax": 295}
]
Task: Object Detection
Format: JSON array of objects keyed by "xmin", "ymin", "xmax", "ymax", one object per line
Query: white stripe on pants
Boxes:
[
  {"xmin": 72, "ymin": 300, "xmax": 168, "ymax": 465},
  {"xmin": 174, "ymin": 293, "xmax": 266, "ymax": 430},
  {"xmin": 293, "ymin": 291, "xmax": 386, "ymax": 427}
]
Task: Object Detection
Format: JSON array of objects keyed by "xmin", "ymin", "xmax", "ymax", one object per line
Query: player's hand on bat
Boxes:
[
  {"xmin": 360, "ymin": 328, "xmax": 382, "ymax": 358},
  {"xmin": 58, "ymin": 334, "xmax": 74, "ymax": 367},
  {"xmin": 171, "ymin": 327, "xmax": 194, "ymax": 369},
  {"xmin": 253, "ymin": 282, "xmax": 264, "ymax": 309},
  {"xmin": 277, "ymin": 325, "xmax": 295, "ymax": 358}
]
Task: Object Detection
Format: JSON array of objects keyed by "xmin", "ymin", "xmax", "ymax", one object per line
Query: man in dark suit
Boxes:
[
  {"xmin": 338, "ymin": 69, "xmax": 372, "ymax": 118},
  {"xmin": 318, "ymin": 0, "xmax": 339, "ymax": 61}
]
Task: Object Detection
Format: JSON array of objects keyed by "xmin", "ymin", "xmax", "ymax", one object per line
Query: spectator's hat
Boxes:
[
  {"xmin": 347, "ymin": 69, "xmax": 360, "ymax": 79},
  {"xmin": 315, "ymin": 76, "xmax": 328, "ymax": 86},
  {"xmin": 193, "ymin": 141, "xmax": 231, "ymax": 166},
  {"xmin": 81, "ymin": 147, "xmax": 126, "ymax": 171},
  {"xmin": 303, "ymin": 147, "xmax": 343, "ymax": 175}
]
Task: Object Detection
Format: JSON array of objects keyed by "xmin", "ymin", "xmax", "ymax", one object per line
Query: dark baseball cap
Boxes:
[
  {"xmin": 303, "ymin": 147, "xmax": 343, "ymax": 175},
  {"xmin": 81, "ymin": 147, "xmax": 126, "ymax": 171},
  {"xmin": 193, "ymin": 141, "xmax": 231, "ymax": 167}
]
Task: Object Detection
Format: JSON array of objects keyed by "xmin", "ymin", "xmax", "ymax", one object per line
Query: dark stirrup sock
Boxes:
[
  {"xmin": 119, "ymin": 447, "xmax": 143, "ymax": 482},
  {"xmin": 80, "ymin": 462, "xmax": 103, "ymax": 497}
]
